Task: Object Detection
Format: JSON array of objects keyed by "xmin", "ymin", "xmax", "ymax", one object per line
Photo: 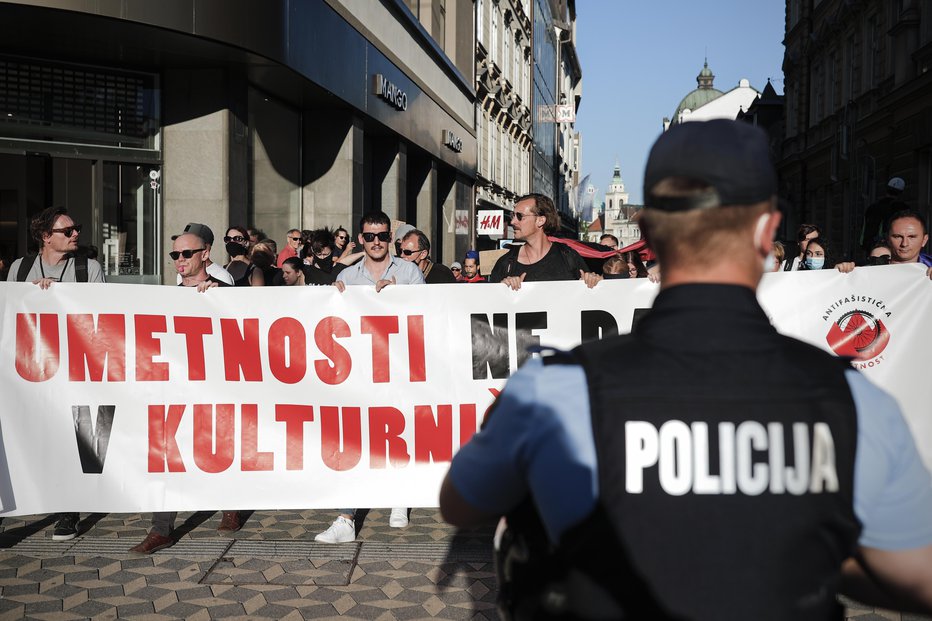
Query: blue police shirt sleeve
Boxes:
[
  {"xmin": 448, "ymin": 358, "xmax": 599, "ymax": 542},
  {"xmin": 846, "ymin": 370, "xmax": 932, "ymax": 550}
]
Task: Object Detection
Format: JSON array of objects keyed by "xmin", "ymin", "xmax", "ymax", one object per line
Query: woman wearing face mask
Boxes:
[
  {"xmin": 801, "ymin": 238, "xmax": 834, "ymax": 270},
  {"xmin": 299, "ymin": 228, "xmax": 351, "ymax": 285},
  {"xmin": 782, "ymin": 223, "xmax": 821, "ymax": 271},
  {"xmin": 223, "ymin": 226, "xmax": 253, "ymax": 286}
]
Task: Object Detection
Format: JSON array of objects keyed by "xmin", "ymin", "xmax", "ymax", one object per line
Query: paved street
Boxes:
[
  {"xmin": 0, "ymin": 509, "xmax": 925, "ymax": 620},
  {"xmin": 0, "ymin": 509, "xmax": 498, "ymax": 620}
]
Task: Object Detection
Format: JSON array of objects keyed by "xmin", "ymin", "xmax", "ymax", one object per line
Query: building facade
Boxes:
[
  {"xmin": 780, "ymin": 0, "xmax": 932, "ymax": 258},
  {"xmin": 474, "ymin": 0, "xmax": 533, "ymax": 248},
  {"xmin": 556, "ymin": 0, "xmax": 583, "ymax": 229},
  {"xmin": 473, "ymin": 0, "xmax": 580, "ymax": 248},
  {"xmin": 0, "ymin": 0, "xmax": 476, "ymax": 283},
  {"xmin": 530, "ymin": 0, "xmax": 581, "ymax": 237}
]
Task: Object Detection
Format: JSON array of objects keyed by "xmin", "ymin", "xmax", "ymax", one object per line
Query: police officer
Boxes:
[{"xmin": 440, "ymin": 120, "xmax": 932, "ymax": 620}]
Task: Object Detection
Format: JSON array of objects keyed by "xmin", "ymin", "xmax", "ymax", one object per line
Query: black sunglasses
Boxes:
[
  {"xmin": 361, "ymin": 231, "xmax": 392, "ymax": 243},
  {"xmin": 289, "ymin": 236, "xmax": 303, "ymax": 241},
  {"xmin": 511, "ymin": 211, "xmax": 537, "ymax": 222},
  {"xmin": 169, "ymin": 248, "xmax": 206, "ymax": 260},
  {"xmin": 866, "ymin": 255, "xmax": 891, "ymax": 266},
  {"xmin": 336, "ymin": 234, "xmax": 348, "ymax": 240},
  {"xmin": 224, "ymin": 235, "xmax": 247, "ymax": 243},
  {"xmin": 51, "ymin": 225, "xmax": 82, "ymax": 237},
  {"xmin": 400, "ymin": 248, "xmax": 424, "ymax": 256}
]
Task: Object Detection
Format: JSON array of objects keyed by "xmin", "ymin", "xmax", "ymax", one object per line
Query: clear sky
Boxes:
[{"xmin": 575, "ymin": 1, "xmax": 786, "ymax": 207}]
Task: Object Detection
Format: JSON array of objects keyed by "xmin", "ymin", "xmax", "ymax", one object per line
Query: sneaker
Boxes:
[
  {"xmin": 217, "ymin": 511, "xmax": 243, "ymax": 533},
  {"xmin": 389, "ymin": 507, "xmax": 409, "ymax": 528},
  {"xmin": 52, "ymin": 513, "xmax": 79, "ymax": 541},
  {"xmin": 129, "ymin": 532, "xmax": 174, "ymax": 555},
  {"xmin": 315, "ymin": 516, "xmax": 355, "ymax": 543}
]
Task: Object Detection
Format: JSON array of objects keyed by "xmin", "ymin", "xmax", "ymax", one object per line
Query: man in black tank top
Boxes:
[{"xmin": 440, "ymin": 120, "xmax": 932, "ymax": 620}]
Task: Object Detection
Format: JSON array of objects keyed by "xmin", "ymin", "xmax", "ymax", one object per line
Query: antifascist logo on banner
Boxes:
[{"xmin": 821, "ymin": 294, "xmax": 891, "ymax": 367}]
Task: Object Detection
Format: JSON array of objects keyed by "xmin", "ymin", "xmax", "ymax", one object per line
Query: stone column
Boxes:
[
  {"xmin": 161, "ymin": 69, "xmax": 235, "ymax": 284},
  {"xmin": 303, "ymin": 112, "xmax": 364, "ymax": 231}
]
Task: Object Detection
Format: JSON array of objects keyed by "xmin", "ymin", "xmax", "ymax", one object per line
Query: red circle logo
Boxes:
[{"xmin": 826, "ymin": 310, "xmax": 890, "ymax": 361}]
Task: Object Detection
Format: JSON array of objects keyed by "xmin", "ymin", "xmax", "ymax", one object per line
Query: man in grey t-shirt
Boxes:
[
  {"xmin": 7, "ymin": 206, "xmax": 105, "ymax": 543},
  {"xmin": 7, "ymin": 207, "xmax": 105, "ymax": 287}
]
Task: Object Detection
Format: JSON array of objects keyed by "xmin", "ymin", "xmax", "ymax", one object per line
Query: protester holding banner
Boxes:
[
  {"xmin": 800, "ymin": 237, "xmax": 834, "ymax": 271},
  {"xmin": 490, "ymin": 193, "xmax": 601, "ymax": 290},
  {"xmin": 7, "ymin": 206, "xmax": 106, "ymax": 542},
  {"xmin": 440, "ymin": 119, "xmax": 932, "ymax": 619},
  {"xmin": 130, "ymin": 230, "xmax": 242, "ymax": 554},
  {"xmin": 316, "ymin": 210, "xmax": 424, "ymax": 543}
]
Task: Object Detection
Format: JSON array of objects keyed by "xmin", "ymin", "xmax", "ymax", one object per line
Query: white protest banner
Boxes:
[{"xmin": 0, "ymin": 264, "xmax": 929, "ymax": 516}]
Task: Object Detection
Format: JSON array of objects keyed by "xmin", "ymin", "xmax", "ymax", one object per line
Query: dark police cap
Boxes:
[{"xmin": 643, "ymin": 119, "xmax": 777, "ymax": 212}]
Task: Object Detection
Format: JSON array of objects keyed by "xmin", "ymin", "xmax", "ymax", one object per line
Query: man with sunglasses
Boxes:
[
  {"xmin": 490, "ymin": 193, "xmax": 601, "ymax": 290},
  {"xmin": 399, "ymin": 229, "xmax": 457, "ymax": 284},
  {"xmin": 319, "ymin": 211, "xmax": 423, "ymax": 543},
  {"xmin": 131, "ymin": 229, "xmax": 239, "ymax": 554},
  {"xmin": 173, "ymin": 223, "xmax": 234, "ymax": 286},
  {"xmin": 8, "ymin": 206, "xmax": 104, "ymax": 289},
  {"xmin": 333, "ymin": 211, "xmax": 424, "ymax": 293},
  {"xmin": 8, "ymin": 206, "xmax": 105, "ymax": 542},
  {"xmin": 278, "ymin": 228, "xmax": 303, "ymax": 267}
]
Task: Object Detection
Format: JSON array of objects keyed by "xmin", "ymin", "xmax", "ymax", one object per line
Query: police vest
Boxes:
[{"xmin": 565, "ymin": 303, "xmax": 861, "ymax": 620}]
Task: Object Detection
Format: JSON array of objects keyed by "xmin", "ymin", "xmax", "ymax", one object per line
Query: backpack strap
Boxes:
[
  {"xmin": 74, "ymin": 254, "xmax": 88, "ymax": 283},
  {"xmin": 16, "ymin": 254, "xmax": 37, "ymax": 282}
]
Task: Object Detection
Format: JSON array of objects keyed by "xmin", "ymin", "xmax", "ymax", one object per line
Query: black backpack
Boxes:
[{"xmin": 16, "ymin": 254, "xmax": 88, "ymax": 282}]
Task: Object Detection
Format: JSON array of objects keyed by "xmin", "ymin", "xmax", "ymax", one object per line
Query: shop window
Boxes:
[
  {"xmin": 101, "ymin": 163, "xmax": 159, "ymax": 279},
  {"xmin": 0, "ymin": 55, "xmax": 159, "ymax": 149}
]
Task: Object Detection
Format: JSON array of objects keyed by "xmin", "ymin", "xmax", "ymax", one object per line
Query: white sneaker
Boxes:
[
  {"xmin": 389, "ymin": 507, "xmax": 409, "ymax": 528},
  {"xmin": 315, "ymin": 516, "xmax": 355, "ymax": 543}
]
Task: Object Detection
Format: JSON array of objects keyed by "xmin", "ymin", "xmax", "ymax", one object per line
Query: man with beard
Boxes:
[
  {"xmin": 490, "ymin": 193, "xmax": 601, "ymax": 290},
  {"xmin": 461, "ymin": 250, "xmax": 486, "ymax": 283},
  {"xmin": 317, "ymin": 211, "xmax": 423, "ymax": 543},
  {"xmin": 9, "ymin": 206, "xmax": 105, "ymax": 542}
]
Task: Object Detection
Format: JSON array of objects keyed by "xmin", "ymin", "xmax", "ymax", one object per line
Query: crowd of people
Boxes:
[
  {"xmin": 4, "ymin": 177, "xmax": 932, "ymax": 551},
  {"xmin": 2, "ymin": 121, "xmax": 932, "ymax": 620}
]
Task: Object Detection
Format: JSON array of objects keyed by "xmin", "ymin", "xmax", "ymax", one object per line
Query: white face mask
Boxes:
[{"xmin": 754, "ymin": 213, "xmax": 775, "ymax": 272}]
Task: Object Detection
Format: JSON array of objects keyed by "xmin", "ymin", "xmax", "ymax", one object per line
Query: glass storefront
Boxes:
[
  {"xmin": 100, "ymin": 163, "xmax": 160, "ymax": 279},
  {"xmin": 0, "ymin": 55, "xmax": 161, "ymax": 283}
]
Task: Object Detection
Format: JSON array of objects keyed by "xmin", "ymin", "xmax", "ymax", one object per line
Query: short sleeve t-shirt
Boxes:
[
  {"xmin": 489, "ymin": 242, "xmax": 587, "ymax": 283},
  {"xmin": 7, "ymin": 255, "xmax": 105, "ymax": 283}
]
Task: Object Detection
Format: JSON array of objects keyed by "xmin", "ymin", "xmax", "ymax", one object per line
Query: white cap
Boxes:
[
  {"xmin": 394, "ymin": 223, "xmax": 416, "ymax": 242},
  {"xmin": 451, "ymin": 261, "xmax": 462, "ymax": 270},
  {"xmin": 888, "ymin": 177, "xmax": 906, "ymax": 192}
]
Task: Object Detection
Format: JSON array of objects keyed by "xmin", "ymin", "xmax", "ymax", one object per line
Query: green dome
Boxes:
[
  {"xmin": 673, "ymin": 87, "xmax": 724, "ymax": 119},
  {"xmin": 672, "ymin": 60, "xmax": 722, "ymax": 120}
]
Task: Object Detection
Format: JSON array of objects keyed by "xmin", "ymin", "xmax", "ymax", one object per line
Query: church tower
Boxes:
[{"xmin": 604, "ymin": 162, "xmax": 629, "ymax": 220}]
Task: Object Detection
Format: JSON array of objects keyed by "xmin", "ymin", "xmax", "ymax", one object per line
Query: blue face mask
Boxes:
[{"xmin": 805, "ymin": 257, "xmax": 825, "ymax": 270}]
